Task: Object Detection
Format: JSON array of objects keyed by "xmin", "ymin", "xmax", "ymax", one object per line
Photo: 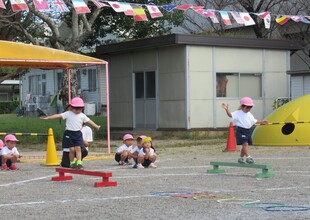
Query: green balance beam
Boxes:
[{"xmin": 207, "ymin": 161, "xmax": 275, "ymax": 178}]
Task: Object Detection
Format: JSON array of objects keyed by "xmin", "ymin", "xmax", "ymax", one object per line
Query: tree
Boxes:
[{"xmin": 0, "ymin": 0, "xmax": 184, "ymax": 105}]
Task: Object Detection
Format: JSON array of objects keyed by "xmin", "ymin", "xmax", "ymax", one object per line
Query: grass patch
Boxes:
[{"xmin": 0, "ymin": 114, "xmax": 106, "ymax": 144}]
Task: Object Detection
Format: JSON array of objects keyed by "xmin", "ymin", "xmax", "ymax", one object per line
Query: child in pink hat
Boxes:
[
  {"xmin": 1, "ymin": 134, "xmax": 23, "ymax": 170},
  {"xmin": 130, "ymin": 135, "xmax": 147, "ymax": 168},
  {"xmin": 222, "ymin": 97, "xmax": 268, "ymax": 164},
  {"xmin": 115, "ymin": 134, "xmax": 134, "ymax": 165},
  {"xmin": 42, "ymin": 97, "xmax": 101, "ymax": 169}
]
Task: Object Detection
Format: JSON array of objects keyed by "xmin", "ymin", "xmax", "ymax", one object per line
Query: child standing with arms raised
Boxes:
[
  {"xmin": 42, "ymin": 97, "xmax": 100, "ymax": 169},
  {"xmin": 222, "ymin": 97, "xmax": 268, "ymax": 164}
]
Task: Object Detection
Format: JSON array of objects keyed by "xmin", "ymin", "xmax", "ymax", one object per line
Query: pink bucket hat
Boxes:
[
  {"xmin": 70, "ymin": 97, "xmax": 85, "ymax": 107},
  {"xmin": 123, "ymin": 134, "xmax": 134, "ymax": 141},
  {"xmin": 4, "ymin": 134, "xmax": 19, "ymax": 142},
  {"xmin": 240, "ymin": 97, "xmax": 254, "ymax": 106},
  {"xmin": 139, "ymin": 135, "xmax": 147, "ymax": 139},
  {"xmin": 0, "ymin": 140, "xmax": 3, "ymax": 149}
]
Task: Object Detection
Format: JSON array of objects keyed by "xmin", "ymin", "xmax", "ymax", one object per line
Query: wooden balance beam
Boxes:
[
  {"xmin": 51, "ymin": 167, "xmax": 118, "ymax": 187},
  {"xmin": 207, "ymin": 161, "xmax": 275, "ymax": 178}
]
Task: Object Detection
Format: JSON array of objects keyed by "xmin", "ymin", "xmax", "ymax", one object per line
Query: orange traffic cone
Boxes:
[
  {"xmin": 223, "ymin": 122, "xmax": 237, "ymax": 152},
  {"xmin": 45, "ymin": 128, "xmax": 59, "ymax": 166}
]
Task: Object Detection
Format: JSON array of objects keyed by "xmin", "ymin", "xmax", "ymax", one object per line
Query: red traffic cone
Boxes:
[{"xmin": 223, "ymin": 122, "xmax": 237, "ymax": 152}]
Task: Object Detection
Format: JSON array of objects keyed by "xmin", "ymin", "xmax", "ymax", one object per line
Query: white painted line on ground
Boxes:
[
  {"xmin": 0, "ymin": 175, "xmax": 54, "ymax": 187},
  {"xmin": 1, "ymin": 184, "xmax": 310, "ymax": 208},
  {"xmin": 0, "ymin": 201, "xmax": 46, "ymax": 207}
]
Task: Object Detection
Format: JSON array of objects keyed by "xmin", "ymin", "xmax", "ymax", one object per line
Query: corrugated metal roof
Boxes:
[{"xmin": 96, "ymin": 34, "xmax": 304, "ymax": 54}]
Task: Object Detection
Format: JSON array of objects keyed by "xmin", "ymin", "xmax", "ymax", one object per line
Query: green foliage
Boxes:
[
  {"xmin": 273, "ymin": 98, "xmax": 290, "ymax": 109},
  {"xmin": 82, "ymin": 0, "xmax": 184, "ymax": 47},
  {"xmin": 0, "ymin": 101, "xmax": 19, "ymax": 114},
  {"xmin": 0, "ymin": 114, "xmax": 107, "ymax": 144}
]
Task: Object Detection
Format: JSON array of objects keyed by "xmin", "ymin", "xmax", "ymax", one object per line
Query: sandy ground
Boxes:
[{"xmin": 0, "ymin": 141, "xmax": 310, "ymax": 220}]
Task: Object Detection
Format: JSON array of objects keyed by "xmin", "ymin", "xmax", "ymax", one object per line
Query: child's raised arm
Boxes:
[
  {"xmin": 86, "ymin": 120, "xmax": 101, "ymax": 131},
  {"xmin": 222, "ymin": 103, "xmax": 232, "ymax": 118},
  {"xmin": 40, "ymin": 114, "xmax": 62, "ymax": 120}
]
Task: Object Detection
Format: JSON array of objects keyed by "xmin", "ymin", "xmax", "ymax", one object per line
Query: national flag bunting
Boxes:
[
  {"xmin": 0, "ymin": 0, "xmax": 309, "ymax": 27},
  {"xmin": 121, "ymin": 3, "xmax": 134, "ymax": 16},
  {"xmin": 194, "ymin": 9, "xmax": 219, "ymax": 23},
  {"xmin": 9, "ymin": 0, "xmax": 28, "ymax": 11},
  {"xmin": 108, "ymin": 1, "xmax": 133, "ymax": 15},
  {"xmin": 191, "ymin": 6, "xmax": 204, "ymax": 11},
  {"xmin": 0, "ymin": 0, "xmax": 6, "ymax": 9},
  {"xmin": 175, "ymin": 4, "xmax": 192, "ymax": 11},
  {"xmin": 276, "ymin": 16, "xmax": 290, "ymax": 25},
  {"xmin": 72, "ymin": 0, "xmax": 90, "ymax": 14},
  {"xmin": 219, "ymin": 11, "xmax": 232, "ymax": 25},
  {"xmin": 91, "ymin": 0, "xmax": 108, "ymax": 8},
  {"xmin": 239, "ymin": 12, "xmax": 255, "ymax": 26},
  {"xmin": 257, "ymin": 12, "xmax": 271, "ymax": 29},
  {"xmin": 289, "ymin": 16, "xmax": 302, "ymax": 22},
  {"xmin": 301, "ymin": 17, "xmax": 310, "ymax": 24},
  {"xmin": 33, "ymin": 0, "xmax": 49, "ymax": 11},
  {"xmin": 230, "ymin": 11, "xmax": 244, "ymax": 24},
  {"xmin": 133, "ymin": 7, "xmax": 148, "ymax": 21},
  {"xmin": 52, "ymin": 0, "xmax": 69, "ymax": 12},
  {"xmin": 162, "ymin": 4, "xmax": 177, "ymax": 12},
  {"xmin": 146, "ymin": 5, "xmax": 163, "ymax": 18}
]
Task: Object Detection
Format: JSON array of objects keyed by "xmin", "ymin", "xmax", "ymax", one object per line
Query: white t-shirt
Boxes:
[
  {"xmin": 61, "ymin": 111, "xmax": 90, "ymax": 131},
  {"xmin": 138, "ymin": 147, "xmax": 155, "ymax": 156},
  {"xmin": 231, "ymin": 110, "xmax": 257, "ymax": 129},
  {"xmin": 1, "ymin": 146, "xmax": 19, "ymax": 156},
  {"xmin": 116, "ymin": 144, "xmax": 132, "ymax": 153},
  {"xmin": 81, "ymin": 126, "xmax": 93, "ymax": 142},
  {"xmin": 131, "ymin": 146, "xmax": 142, "ymax": 154}
]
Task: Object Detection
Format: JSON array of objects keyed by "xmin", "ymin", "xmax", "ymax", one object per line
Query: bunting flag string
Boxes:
[{"xmin": 2, "ymin": 0, "xmax": 310, "ymax": 27}]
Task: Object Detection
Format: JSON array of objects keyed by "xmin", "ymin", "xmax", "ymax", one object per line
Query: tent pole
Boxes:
[
  {"xmin": 105, "ymin": 64, "xmax": 110, "ymax": 154},
  {"xmin": 67, "ymin": 69, "xmax": 71, "ymax": 102}
]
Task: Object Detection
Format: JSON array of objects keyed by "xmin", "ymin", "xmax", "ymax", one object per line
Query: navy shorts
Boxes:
[
  {"xmin": 142, "ymin": 159, "xmax": 152, "ymax": 167},
  {"xmin": 114, "ymin": 153, "xmax": 129, "ymax": 163},
  {"xmin": 62, "ymin": 130, "xmax": 84, "ymax": 148},
  {"xmin": 0, "ymin": 156, "xmax": 12, "ymax": 167},
  {"xmin": 236, "ymin": 126, "xmax": 253, "ymax": 145},
  {"xmin": 60, "ymin": 147, "xmax": 88, "ymax": 168}
]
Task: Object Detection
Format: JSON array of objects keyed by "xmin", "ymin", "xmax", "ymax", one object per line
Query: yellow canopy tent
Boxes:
[{"xmin": 0, "ymin": 41, "xmax": 111, "ymax": 153}]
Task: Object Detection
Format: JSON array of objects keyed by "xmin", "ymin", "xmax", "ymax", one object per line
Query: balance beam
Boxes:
[
  {"xmin": 51, "ymin": 167, "xmax": 118, "ymax": 187},
  {"xmin": 207, "ymin": 161, "xmax": 275, "ymax": 178}
]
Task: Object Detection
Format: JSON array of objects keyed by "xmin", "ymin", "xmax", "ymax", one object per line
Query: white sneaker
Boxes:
[
  {"xmin": 137, "ymin": 163, "xmax": 144, "ymax": 169},
  {"xmin": 149, "ymin": 163, "xmax": 157, "ymax": 168},
  {"xmin": 119, "ymin": 161, "xmax": 125, "ymax": 166}
]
